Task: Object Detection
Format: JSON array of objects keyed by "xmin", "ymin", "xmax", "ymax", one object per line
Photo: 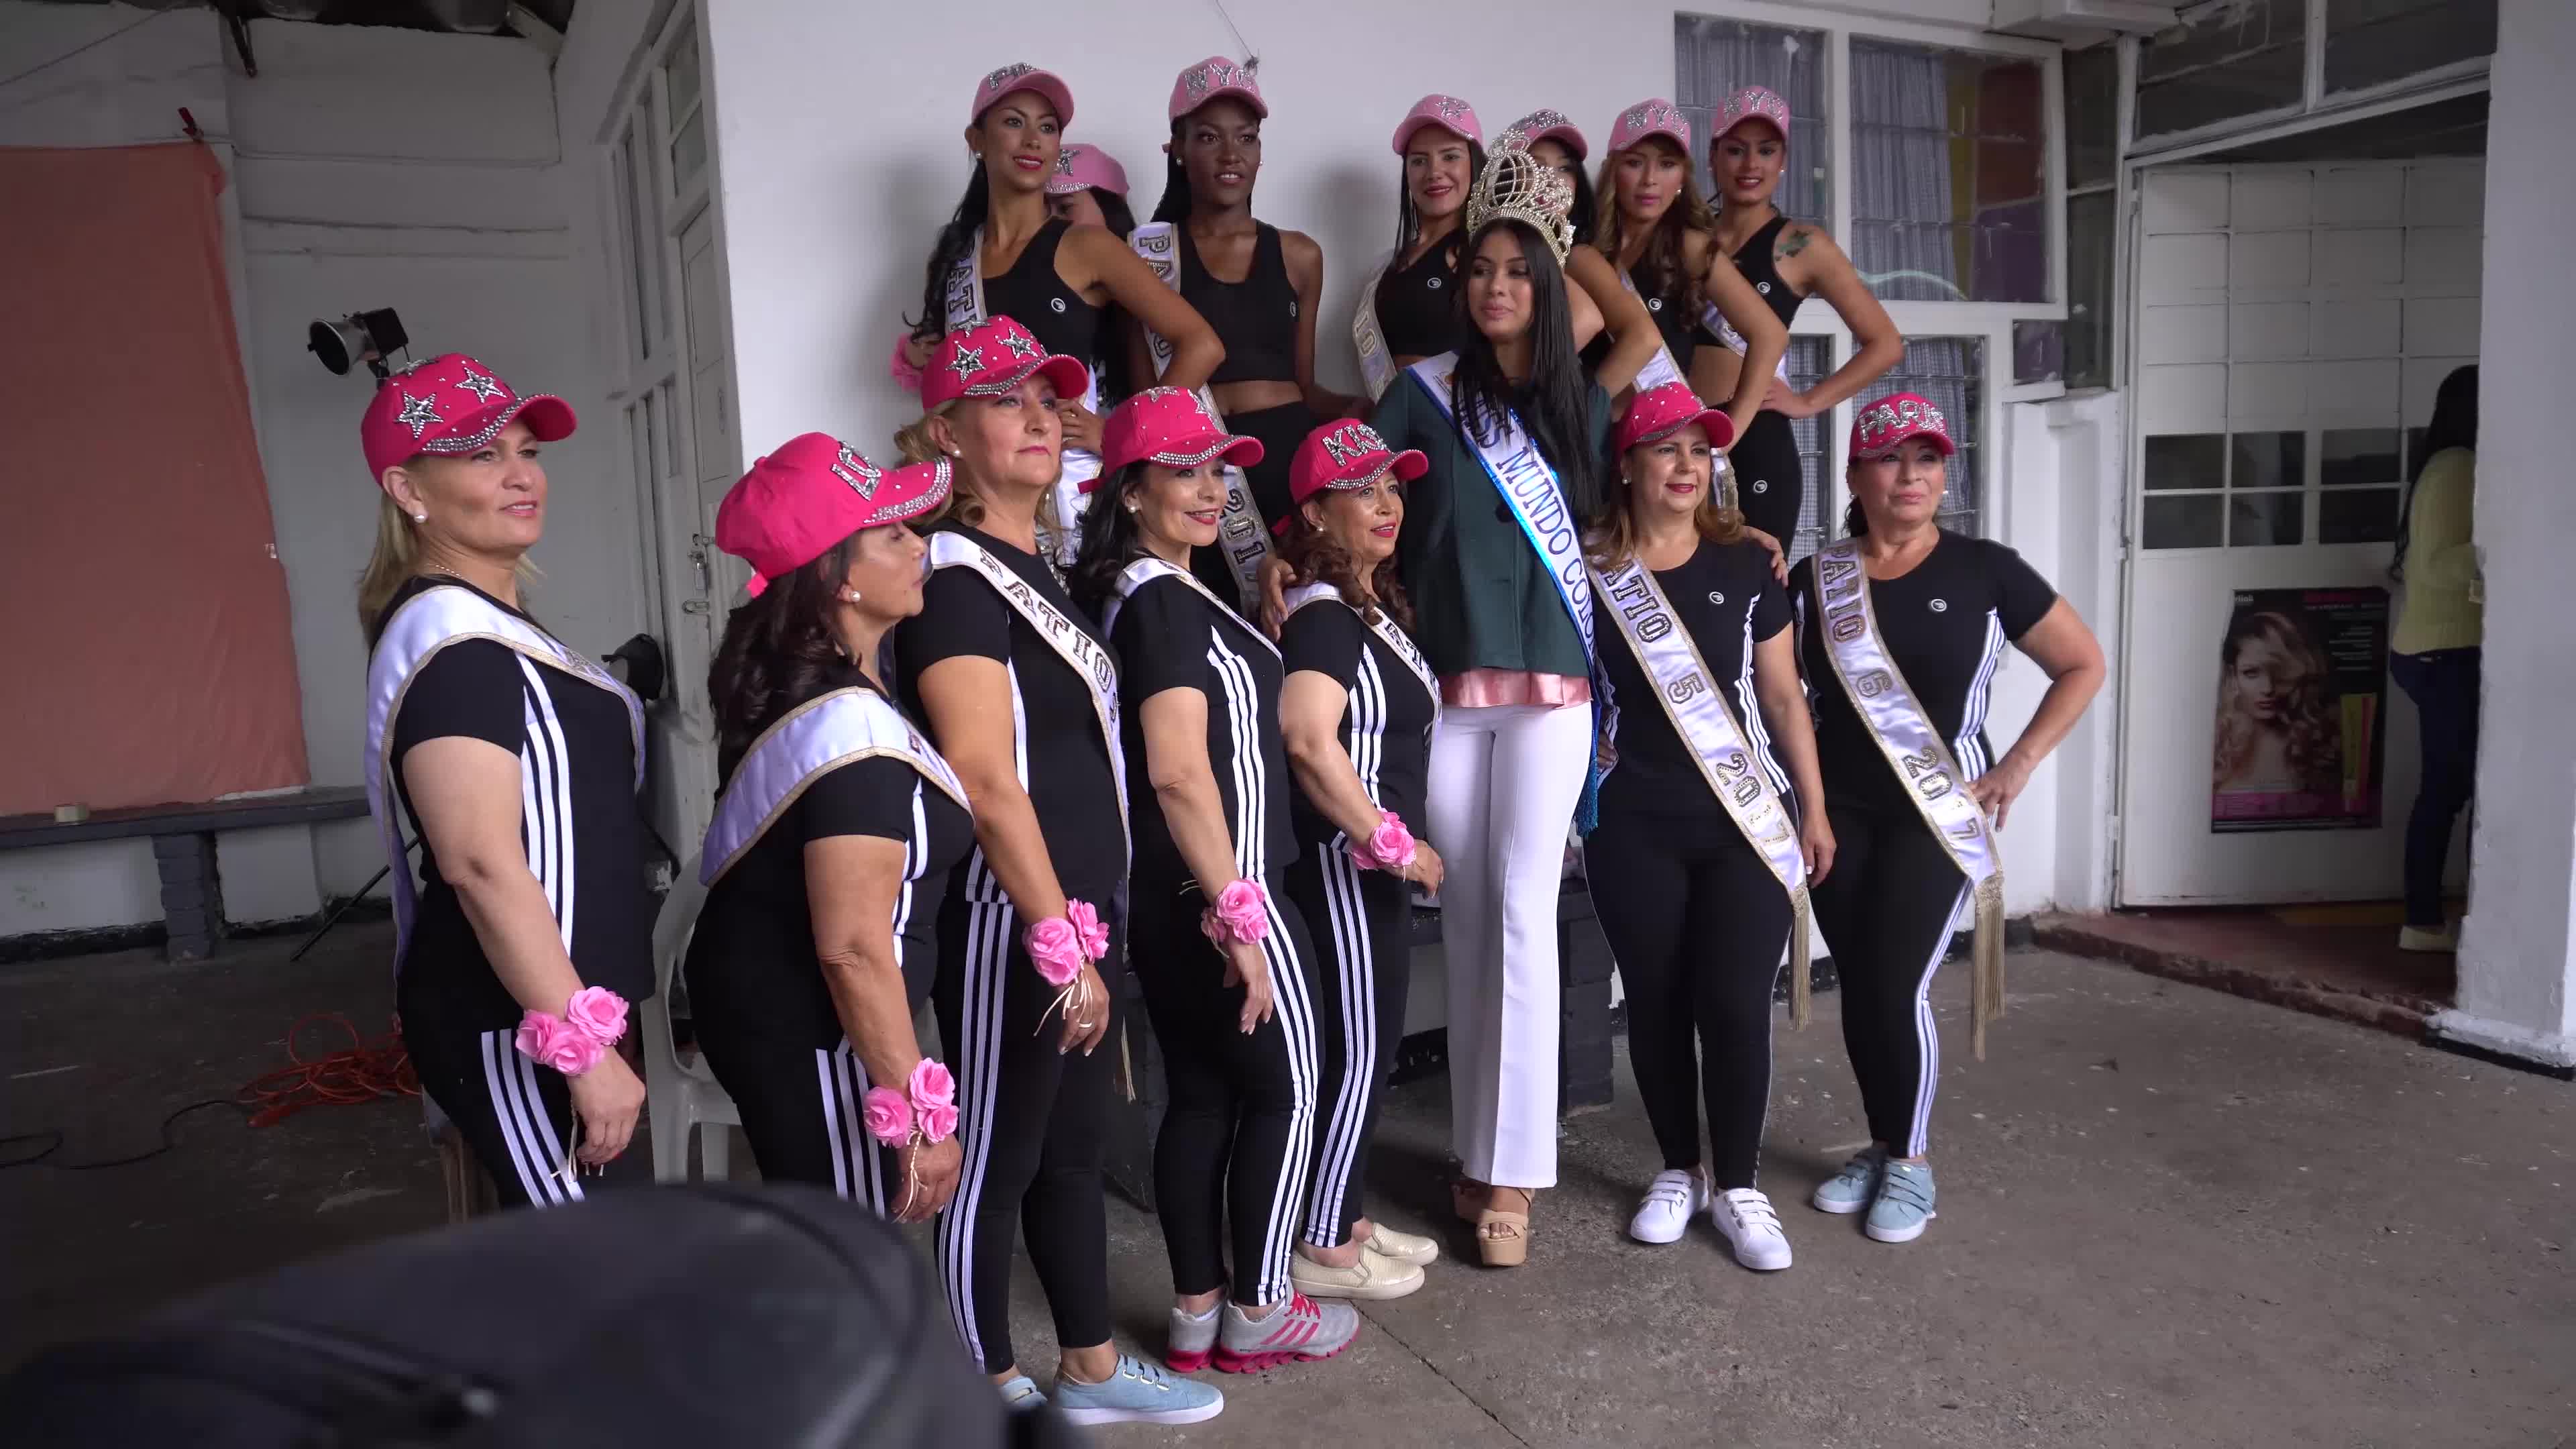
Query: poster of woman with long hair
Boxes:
[{"xmin": 2210, "ymin": 588, "xmax": 2389, "ymax": 832}]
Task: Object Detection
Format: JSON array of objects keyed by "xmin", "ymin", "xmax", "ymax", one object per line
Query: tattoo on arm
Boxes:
[{"xmin": 1776, "ymin": 226, "xmax": 1815, "ymax": 262}]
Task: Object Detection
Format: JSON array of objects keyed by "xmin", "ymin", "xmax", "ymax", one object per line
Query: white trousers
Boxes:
[{"xmin": 1427, "ymin": 701, "xmax": 1591, "ymax": 1189}]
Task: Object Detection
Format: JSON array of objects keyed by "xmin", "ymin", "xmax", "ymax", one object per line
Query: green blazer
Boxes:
[{"xmin": 1372, "ymin": 365, "xmax": 1607, "ymax": 681}]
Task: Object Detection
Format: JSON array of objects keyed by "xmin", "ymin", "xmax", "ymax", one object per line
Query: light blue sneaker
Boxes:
[
  {"xmin": 1811, "ymin": 1146, "xmax": 1886, "ymax": 1214},
  {"xmin": 1865, "ymin": 1159, "xmax": 1937, "ymax": 1243},
  {"xmin": 1052, "ymin": 1354, "xmax": 1226, "ymax": 1427},
  {"xmin": 996, "ymin": 1375, "xmax": 1044, "ymax": 1413}
]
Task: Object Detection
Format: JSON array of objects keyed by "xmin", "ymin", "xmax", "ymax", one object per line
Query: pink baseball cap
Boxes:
[
  {"xmin": 1279, "ymin": 419, "xmax": 1427, "ymax": 535},
  {"xmin": 361, "ymin": 353, "xmax": 574, "ymax": 479},
  {"xmin": 923, "ymin": 316, "xmax": 1091, "ymax": 411},
  {"xmin": 1608, "ymin": 97, "xmax": 1691, "ymax": 155},
  {"xmin": 716, "ymin": 434, "xmax": 954, "ymax": 598},
  {"xmin": 969, "ymin": 62, "xmax": 1074, "ymax": 129},
  {"xmin": 1511, "ymin": 109, "xmax": 1587, "ymax": 159},
  {"xmin": 1101, "ymin": 387, "xmax": 1264, "ymax": 478},
  {"xmin": 1615, "ymin": 380, "xmax": 1737, "ymax": 455},
  {"xmin": 1850, "ymin": 392, "xmax": 1956, "ymax": 460},
  {"xmin": 1046, "ymin": 143, "xmax": 1130, "ymax": 197},
  {"xmin": 1716, "ymin": 85, "xmax": 1791, "ymax": 142},
  {"xmin": 1391, "ymin": 94, "xmax": 1483, "ymax": 155},
  {"xmin": 1169, "ymin": 55, "xmax": 1265, "ymax": 121}
]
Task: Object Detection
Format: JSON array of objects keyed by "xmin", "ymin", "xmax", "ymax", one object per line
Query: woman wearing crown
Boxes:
[{"xmin": 1345, "ymin": 133, "xmax": 1629, "ymax": 1267}]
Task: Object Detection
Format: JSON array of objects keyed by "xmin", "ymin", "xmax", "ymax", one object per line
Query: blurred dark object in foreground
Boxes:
[{"xmin": 1, "ymin": 1183, "xmax": 1081, "ymax": 1448}]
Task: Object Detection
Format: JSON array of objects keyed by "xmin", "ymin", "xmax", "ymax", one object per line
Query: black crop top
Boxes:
[
  {"xmin": 1631, "ymin": 260, "xmax": 1699, "ymax": 368},
  {"xmin": 1732, "ymin": 213, "xmax": 1806, "ymax": 328},
  {"xmin": 1374, "ymin": 239, "xmax": 1460, "ymax": 361},
  {"xmin": 1185, "ymin": 223, "xmax": 1298, "ymax": 386},
  {"xmin": 980, "ymin": 217, "xmax": 1103, "ymax": 378}
]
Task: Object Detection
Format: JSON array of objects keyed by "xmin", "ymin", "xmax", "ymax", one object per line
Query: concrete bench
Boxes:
[{"xmin": 0, "ymin": 788, "xmax": 371, "ymax": 962}]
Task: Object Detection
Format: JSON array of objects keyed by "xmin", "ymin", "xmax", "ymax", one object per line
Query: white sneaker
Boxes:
[
  {"xmin": 1711, "ymin": 1188, "xmax": 1792, "ymax": 1271},
  {"xmin": 1628, "ymin": 1168, "xmax": 1709, "ymax": 1244}
]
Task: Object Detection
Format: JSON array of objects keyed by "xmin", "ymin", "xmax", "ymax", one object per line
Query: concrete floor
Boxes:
[{"xmin": 2, "ymin": 924, "xmax": 2570, "ymax": 1446}]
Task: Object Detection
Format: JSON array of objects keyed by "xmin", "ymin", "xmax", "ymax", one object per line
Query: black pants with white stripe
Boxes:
[
  {"xmin": 1808, "ymin": 796, "xmax": 1970, "ymax": 1159},
  {"xmin": 687, "ymin": 948, "xmax": 934, "ymax": 1219},
  {"xmin": 1587, "ymin": 807, "xmax": 1794, "ymax": 1191},
  {"xmin": 399, "ymin": 983, "xmax": 587, "ymax": 1210},
  {"xmin": 1283, "ymin": 845, "xmax": 1410, "ymax": 1248},
  {"xmin": 931, "ymin": 894, "xmax": 1120, "ymax": 1374},
  {"xmin": 1129, "ymin": 865, "xmax": 1321, "ymax": 1307}
]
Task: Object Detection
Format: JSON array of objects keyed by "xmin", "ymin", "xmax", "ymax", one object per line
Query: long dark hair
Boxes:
[
  {"xmin": 1450, "ymin": 219, "xmax": 1601, "ymax": 519},
  {"xmin": 707, "ymin": 534, "xmax": 866, "ymax": 784},
  {"xmin": 1280, "ymin": 494, "xmax": 1414, "ymax": 631},
  {"xmin": 910, "ymin": 165, "xmax": 991, "ymax": 343},
  {"xmin": 1151, "ymin": 118, "xmax": 1194, "ymax": 225},
  {"xmin": 1566, "ymin": 163, "xmax": 1599, "ymax": 250},
  {"xmin": 1393, "ymin": 140, "xmax": 1489, "ymax": 256},
  {"xmin": 1067, "ymin": 463, "xmax": 1151, "ymax": 617},
  {"xmin": 2392, "ymin": 363, "xmax": 2477, "ymax": 582}
]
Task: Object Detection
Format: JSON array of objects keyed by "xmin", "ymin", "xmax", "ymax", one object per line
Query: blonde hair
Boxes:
[
  {"xmin": 1592, "ymin": 140, "xmax": 1717, "ymax": 315},
  {"xmin": 1585, "ymin": 437, "xmax": 1746, "ymax": 571},
  {"xmin": 894, "ymin": 401, "xmax": 983, "ymax": 529},
  {"xmin": 354, "ymin": 470, "xmax": 539, "ymax": 646}
]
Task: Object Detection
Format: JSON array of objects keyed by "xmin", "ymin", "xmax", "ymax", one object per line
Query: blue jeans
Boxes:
[{"xmin": 2389, "ymin": 648, "xmax": 2480, "ymax": 928}]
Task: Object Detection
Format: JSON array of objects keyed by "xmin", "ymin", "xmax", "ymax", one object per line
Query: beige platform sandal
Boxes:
[{"xmin": 1476, "ymin": 1186, "xmax": 1532, "ymax": 1268}]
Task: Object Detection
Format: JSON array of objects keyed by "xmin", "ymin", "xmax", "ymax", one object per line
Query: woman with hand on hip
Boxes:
[
  {"xmin": 892, "ymin": 317, "xmax": 1223, "ymax": 1427},
  {"xmin": 902, "ymin": 62, "xmax": 1223, "ymax": 554},
  {"xmin": 1787, "ymin": 396, "xmax": 2102, "ymax": 1246},
  {"xmin": 684, "ymin": 437, "xmax": 969, "ymax": 1227},
  {"xmin": 1043, "ymin": 143, "xmax": 1144, "ymax": 411},
  {"xmin": 1273, "ymin": 419, "xmax": 1446, "ymax": 1301},
  {"xmin": 1702, "ymin": 85, "xmax": 1902, "ymax": 549},
  {"xmin": 1070, "ymin": 388, "xmax": 1358, "ymax": 1379},
  {"xmin": 356, "ymin": 354, "xmax": 651, "ymax": 1208},
  {"xmin": 1584, "ymin": 382, "xmax": 1831, "ymax": 1271}
]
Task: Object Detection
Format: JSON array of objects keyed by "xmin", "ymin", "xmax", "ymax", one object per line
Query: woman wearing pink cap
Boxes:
[
  {"xmin": 1271, "ymin": 419, "xmax": 1447, "ymax": 1302},
  {"xmin": 1593, "ymin": 99, "xmax": 1786, "ymax": 463},
  {"xmin": 1703, "ymin": 84, "xmax": 1902, "ymax": 549},
  {"xmin": 904, "ymin": 62, "xmax": 1223, "ymax": 534},
  {"xmin": 1582, "ymin": 381, "xmax": 1832, "ymax": 1270},
  {"xmin": 890, "ymin": 318, "xmax": 1223, "ymax": 1424},
  {"xmin": 1043, "ymin": 143, "xmax": 1144, "ymax": 409},
  {"xmin": 1510, "ymin": 110, "xmax": 1597, "ymax": 249},
  {"xmin": 355, "ymin": 354, "xmax": 652, "ymax": 1209},
  {"xmin": 1351, "ymin": 95, "xmax": 1488, "ymax": 402},
  {"xmin": 1067, "ymin": 387, "xmax": 1360, "ymax": 1377},
  {"xmin": 1787, "ymin": 395, "xmax": 2101, "ymax": 1246},
  {"xmin": 682, "ymin": 436, "xmax": 969, "ymax": 1228}
]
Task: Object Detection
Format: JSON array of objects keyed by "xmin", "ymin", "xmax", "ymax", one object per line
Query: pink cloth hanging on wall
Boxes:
[{"xmin": 0, "ymin": 143, "xmax": 310, "ymax": 814}]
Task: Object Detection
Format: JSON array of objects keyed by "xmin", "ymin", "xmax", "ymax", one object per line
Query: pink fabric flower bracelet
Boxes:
[
  {"xmin": 890, "ymin": 330, "xmax": 926, "ymax": 392},
  {"xmin": 1024, "ymin": 898, "xmax": 1110, "ymax": 1034},
  {"xmin": 1197, "ymin": 877, "xmax": 1273, "ymax": 948},
  {"xmin": 861, "ymin": 1059, "xmax": 960, "ymax": 1148},
  {"xmin": 1347, "ymin": 811, "xmax": 1419, "ymax": 875},
  {"xmin": 513, "ymin": 987, "xmax": 628, "ymax": 1077}
]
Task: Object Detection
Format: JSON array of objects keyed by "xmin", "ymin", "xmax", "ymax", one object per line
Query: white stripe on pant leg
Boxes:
[
  {"xmin": 493, "ymin": 1031, "xmax": 572, "ymax": 1205},
  {"xmin": 816, "ymin": 1046, "xmax": 854, "ymax": 1201},
  {"xmin": 852, "ymin": 1050, "xmax": 888, "ymax": 1216},
  {"xmin": 478, "ymin": 1030, "xmax": 555, "ymax": 1205},
  {"xmin": 1305, "ymin": 851, "xmax": 1377, "ymax": 1246},
  {"xmin": 939, "ymin": 900, "xmax": 1009, "ymax": 1366},
  {"xmin": 1255, "ymin": 894, "xmax": 1321, "ymax": 1303},
  {"xmin": 508, "ymin": 1044, "xmax": 584, "ymax": 1204},
  {"xmin": 1905, "ymin": 883, "xmax": 1973, "ymax": 1159}
]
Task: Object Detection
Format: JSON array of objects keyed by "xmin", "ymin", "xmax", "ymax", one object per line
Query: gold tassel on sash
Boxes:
[
  {"xmin": 1788, "ymin": 886, "xmax": 1813, "ymax": 1030},
  {"xmin": 1969, "ymin": 873, "xmax": 2006, "ymax": 1060}
]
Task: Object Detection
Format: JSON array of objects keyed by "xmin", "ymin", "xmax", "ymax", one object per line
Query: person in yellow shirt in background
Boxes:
[{"xmin": 2387, "ymin": 364, "xmax": 2479, "ymax": 953}]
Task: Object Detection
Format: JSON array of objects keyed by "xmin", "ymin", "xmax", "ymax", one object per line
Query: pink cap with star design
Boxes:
[
  {"xmin": 922, "ymin": 316, "xmax": 1092, "ymax": 412},
  {"xmin": 1169, "ymin": 55, "xmax": 1265, "ymax": 121},
  {"xmin": 360, "ymin": 352, "xmax": 575, "ymax": 479},
  {"xmin": 716, "ymin": 433, "xmax": 953, "ymax": 597},
  {"xmin": 1391, "ymin": 93, "xmax": 1483, "ymax": 155}
]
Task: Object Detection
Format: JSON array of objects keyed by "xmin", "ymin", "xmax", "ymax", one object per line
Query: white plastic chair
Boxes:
[{"xmin": 644, "ymin": 851, "xmax": 738, "ymax": 1183}]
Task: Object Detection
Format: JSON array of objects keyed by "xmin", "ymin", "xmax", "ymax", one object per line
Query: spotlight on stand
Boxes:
[{"xmin": 308, "ymin": 308, "xmax": 410, "ymax": 382}]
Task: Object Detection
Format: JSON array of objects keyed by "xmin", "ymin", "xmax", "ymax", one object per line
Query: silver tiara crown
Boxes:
[{"xmin": 1465, "ymin": 133, "xmax": 1576, "ymax": 262}]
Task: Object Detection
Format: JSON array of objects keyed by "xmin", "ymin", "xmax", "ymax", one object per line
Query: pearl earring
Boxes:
[
  {"xmin": 411, "ymin": 512, "xmax": 427, "ymax": 523},
  {"xmin": 1124, "ymin": 500, "xmax": 1140, "ymax": 514},
  {"xmin": 843, "ymin": 589, "xmax": 862, "ymax": 604}
]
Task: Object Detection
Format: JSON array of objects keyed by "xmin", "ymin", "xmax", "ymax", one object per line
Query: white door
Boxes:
[{"xmin": 2116, "ymin": 161, "xmax": 2482, "ymax": 906}]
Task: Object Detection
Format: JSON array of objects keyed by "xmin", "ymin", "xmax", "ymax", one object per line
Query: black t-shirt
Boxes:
[
  {"xmin": 1788, "ymin": 531, "xmax": 2057, "ymax": 810},
  {"xmin": 1279, "ymin": 594, "xmax": 1438, "ymax": 849},
  {"xmin": 1375, "ymin": 241, "xmax": 1460, "ymax": 361},
  {"xmin": 685, "ymin": 692, "xmax": 973, "ymax": 1044},
  {"xmin": 380, "ymin": 577, "xmax": 654, "ymax": 1019},
  {"xmin": 1595, "ymin": 539, "xmax": 1792, "ymax": 823},
  {"xmin": 894, "ymin": 523, "xmax": 1125, "ymax": 904},
  {"xmin": 1108, "ymin": 570, "xmax": 1299, "ymax": 883}
]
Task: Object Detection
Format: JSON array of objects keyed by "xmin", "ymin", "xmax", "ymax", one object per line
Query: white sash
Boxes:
[
  {"xmin": 1590, "ymin": 557, "xmax": 1813, "ymax": 1025},
  {"xmin": 1283, "ymin": 580, "xmax": 1440, "ymax": 727},
  {"xmin": 1126, "ymin": 222, "xmax": 1273, "ymax": 607},
  {"xmin": 924, "ymin": 530, "xmax": 1128, "ymax": 850},
  {"xmin": 1809, "ymin": 538, "xmax": 2008, "ymax": 1057},
  {"xmin": 1613, "ymin": 268, "xmax": 1686, "ymax": 393},
  {"xmin": 1699, "ymin": 298, "xmax": 1790, "ymax": 383},
  {"xmin": 1406, "ymin": 354, "xmax": 1593, "ymax": 664},
  {"xmin": 1352, "ymin": 248, "xmax": 1397, "ymax": 401},
  {"xmin": 364, "ymin": 584, "xmax": 644, "ymax": 978},
  {"xmin": 1102, "ymin": 554, "xmax": 1280, "ymax": 663},
  {"xmin": 945, "ymin": 225, "xmax": 1099, "ymax": 558},
  {"xmin": 699, "ymin": 688, "xmax": 970, "ymax": 887}
]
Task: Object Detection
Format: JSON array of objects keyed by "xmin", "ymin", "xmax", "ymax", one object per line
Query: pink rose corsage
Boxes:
[
  {"xmin": 1348, "ymin": 811, "xmax": 1419, "ymax": 875},
  {"xmin": 1023, "ymin": 901, "xmax": 1106, "ymax": 1036},
  {"xmin": 866, "ymin": 1058, "xmax": 961, "ymax": 1215},
  {"xmin": 908, "ymin": 1059, "xmax": 959, "ymax": 1144},
  {"xmin": 1199, "ymin": 877, "xmax": 1271, "ymax": 947},
  {"xmin": 890, "ymin": 329, "xmax": 926, "ymax": 392},
  {"xmin": 861, "ymin": 1087, "xmax": 913, "ymax": 1146},
  {"xmin": 513, "ymin": 986, "xmax": 629, "ymax": 1077}
]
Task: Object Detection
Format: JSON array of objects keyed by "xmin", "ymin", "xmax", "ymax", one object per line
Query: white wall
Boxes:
[
  {"xmin": 2436, "ymin": 0, "xmax": 2576, "ymax": 1069},
  {"xmin": 0, "ymin": 5, "xmax": 640, "ymax": 932}
]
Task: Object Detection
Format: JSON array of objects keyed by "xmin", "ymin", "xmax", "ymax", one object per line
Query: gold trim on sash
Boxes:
[{"xmin": 1353, "ymin": 249, "xmax": 1397, "ymax": 401}]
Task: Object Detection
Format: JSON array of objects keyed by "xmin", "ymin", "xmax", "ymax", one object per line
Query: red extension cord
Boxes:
[{"xmin": 237, "ymin": 1013, "xmax": 418, "ymax": 1128}]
